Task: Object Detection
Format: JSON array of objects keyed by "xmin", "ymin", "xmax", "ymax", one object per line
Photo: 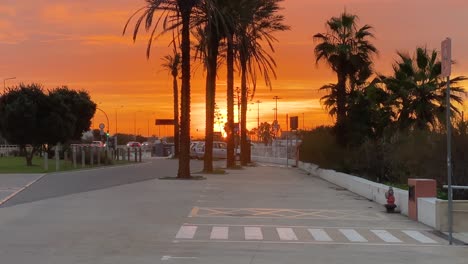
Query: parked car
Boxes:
[
  {"xmin": 90, "ymin": 141, "xmax": 104, "ymax": 148},
  {"xmin": 190, "ymin": 141, "xmax": 201, "ymax": 159},
  {"xmin": 126, "ymin": 141, "xmax": 141, "ymax": 148},
  {"xmin": 195, "ymin": 141, "xmax": 227, "ymax": 159}
]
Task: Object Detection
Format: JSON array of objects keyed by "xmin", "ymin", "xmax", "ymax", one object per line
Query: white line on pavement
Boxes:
[
  {"xmin": 371, "ymin": 230, "xmax": 402, "ymax": 243},
  {"xmin": 308, "ymin": 229, "xmax": 333, "ymax": 242},
  {"xmin": 276, "ymin": 228, "xmax": 298, "ymax": 241},
  {"xmin": 211, "ymin": 226, "xmax": 229, "ymax": 240},
  {"xmin": 175, "ymin": 226, "xmax": 198, "ymax": 239},
  {"xmin": 402, "ymin": 230, "xmax": 437, "ymax": 244},
  {"xmin": 339, "ymin": 229, "xmax": 368, "ymax": 242},
  {"xmin": 244, "ymin": 227, "xmax": 263, "ymax": 240}
]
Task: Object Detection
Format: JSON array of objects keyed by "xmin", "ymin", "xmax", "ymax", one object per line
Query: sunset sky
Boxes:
[{"xmin": 1, "ymin": 0, "xmax": 468, "ymax": 138}]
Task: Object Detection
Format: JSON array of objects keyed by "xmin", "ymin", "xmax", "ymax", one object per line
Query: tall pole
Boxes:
[
  {"xmin": 256, "ymin": 100, "xmax": 261, "ymax": 128},
  {"xmin": 302, "ymin": 113, "xmax": 305, "ymax": 130},
  {"xmin": 442, "ymin": 37, "xmax": 453, "ymax": 245},
  {"xmin": 273, "ymin": 96, "xmax": 281, "ymax": 121},
  {"xmin": 446, "ymin": 75, "xmax": 453, "ymax": 245}
]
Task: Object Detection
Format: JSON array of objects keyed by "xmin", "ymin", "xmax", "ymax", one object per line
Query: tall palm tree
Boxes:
[
  {"xmin": 314, "ymin": 11, "xmax": 377, "ymax": 146},
  {"xmin": 193, "ymin": 0, "xmax": 232, "ymax": 172},
  {"xmin": 161, "ymin": 51, "xmax": 181, "ymax": 157},
  {"xmin": 236, "ymin": 0, "xmax": 289, "ymax": 165},
  {"xmin": 382, "ymin": 47, "xmax": 466, "ymax": 130},
  {"xmin": 124, "ymin": 0, "xmax": 202, "ymax": 178}
]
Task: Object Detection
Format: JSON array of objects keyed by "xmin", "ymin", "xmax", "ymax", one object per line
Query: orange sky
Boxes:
[{"xmin": 1, "ymin": 0, "xmax": 468, "ymax": 137}]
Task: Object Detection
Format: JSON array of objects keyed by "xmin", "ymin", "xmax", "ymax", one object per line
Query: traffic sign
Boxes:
[
  {"xmin": 99, "ymin": 123, "xmax": 105, "ymax": 129},
  {"xmin": 441, "ymin": 38, "xmax": 451, "ymax": 77}
]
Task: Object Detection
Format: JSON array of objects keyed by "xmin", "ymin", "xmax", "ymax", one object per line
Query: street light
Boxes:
[
  {"xmin": 255, "ymin": 100, "xmax": 262, "ymax": 129},
  {"xmin": 273, "ymin": 96, "xmax": 281, "ymax": 121},
  {"xmin": 3, "ymin": 77, "xmax": 16, "ymax": 89}
]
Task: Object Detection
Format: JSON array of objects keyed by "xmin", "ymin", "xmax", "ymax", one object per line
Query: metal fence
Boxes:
[
  {"xmin": 251, "ymin": 140, "xmax": 300, "ymax": 160},
  {"xmin": 0, "ymin": 145, "xmax": 19, "ymax": 157}
]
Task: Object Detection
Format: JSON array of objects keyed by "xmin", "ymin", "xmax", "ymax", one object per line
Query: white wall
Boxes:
[
  {"xmin": 418, "ymin": 198, "xmax": 437, "ymax": 228},
  {"xmin": 297, "ymin": 161, "xmax": 409, "ymax": 216}
]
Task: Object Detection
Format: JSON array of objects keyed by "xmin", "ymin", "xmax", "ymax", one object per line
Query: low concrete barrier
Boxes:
[
  {"xmin": 435, "ymin": 200, "xmax": 468, "ymax": 232},
  {"xmin": 298, "ymin": 161, "xmax": 409, "ymax": 216},
  {"xmin": 417, "ymin": 198, "xmax": 437, "ymax": 228}
]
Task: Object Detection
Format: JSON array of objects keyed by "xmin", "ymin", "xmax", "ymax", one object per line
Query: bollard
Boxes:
[
  {"xmin": 90, "ymin": 147, "xmax": 94, "ymax": 167},
  {"xmin": 44, "ymin": 151, "xmax": 48, "ymax": 171},
  {"xmin": 128, "ymin": 148, "xmax": 131, "ymax": 161},
  {"xmin": 105, "ymin": 149, "xmax": 108, "ymax": 165},
  {"xmin": 139, "ymin": 148, "xmax": 142, "ymax": 162},
  {"xmin": 73, "ymin": 147, "xmax": 77, "ymax": 169},
  {"xmin": 64, "ymin": 151, "xmax": 68, "ymax": 164},
  {"xmin": 81, "ymin": 148, "xmax": 85, "ymax": 168},
  {"xmin": 134, "ymin": 148, "xmax": 137, "ymax": 163},
  {"xmin": 98, "ymin": 148, "xmax": 101, "ymax": 166},
  {"xmin": 55, "ymin": 145, "xmax": 60, "ymax": 172}
]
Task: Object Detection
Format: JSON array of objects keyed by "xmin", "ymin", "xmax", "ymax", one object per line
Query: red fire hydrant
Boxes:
[{"xmin": 385, "ymin": 187, "xmax": 397, "ymax": 213}]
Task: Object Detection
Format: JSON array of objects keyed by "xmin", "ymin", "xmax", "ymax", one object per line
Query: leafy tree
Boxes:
[
  {"xmin": 258, "ymin": 122, "xmax": 275, "ymax": 146},
  {"xmin": 125, "ymin": 0, "xmax": 203, "ymax": 178},
  {"xmin": 314, "ymin": 11, "xmax": 377, "ymax": 146},
  {"xmin": 161, "ymin": 51, "xmax": 181, "ymax": 158},
  {"xmin": 49, "ymin": 87, "xmax": 96, "ymax": 140}
]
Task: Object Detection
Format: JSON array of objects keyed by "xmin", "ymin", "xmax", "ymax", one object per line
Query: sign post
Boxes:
[{"xmin": 441, "ymin": 37, "xmax": 453, "ymax": 245}]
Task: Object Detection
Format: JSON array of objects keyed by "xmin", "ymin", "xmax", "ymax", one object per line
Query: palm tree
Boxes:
[
  {"xmin": 161, "ymin": 51, "xmax": 181, "ymax": 157},
  {"xmin": 382, "ymin": 47, "xmax": 466, "ymax": 130},
  {"xmin": 124, "ymin": 0, "xmax": 202, "ymax": 178},
  {"xmin": 314, "ymin": 11, "xmax": 377, "ymax": 146},
  {"xmin": 236, "ymin": 0, "xmax": 289, "ymax": 165},
  {"xmin": 193, "ymin": 0, "xmax": 233, "ymax": 172}
]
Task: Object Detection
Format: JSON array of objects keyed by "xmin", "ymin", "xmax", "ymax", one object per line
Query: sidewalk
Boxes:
[{"xmin": 0, "ymin": 173, "xmax": 45, "ymax": 205}]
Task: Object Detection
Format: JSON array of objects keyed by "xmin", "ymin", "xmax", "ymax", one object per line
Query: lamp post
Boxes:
[
  {"xmin": 273, "ymin": 96, "xmax": 281, "ymax": 121},
  {"xmin": 3, "ymin": 77, "xmax": 16, "ymax": 89},
  {"xmin": 256, "ymin": 100, "xmax": 262, "ymax": 129}
]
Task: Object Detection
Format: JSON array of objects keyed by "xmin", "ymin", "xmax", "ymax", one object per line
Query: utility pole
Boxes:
[
  {"xmin": 302, "ymin": 113, "xmax": 305, "ymax": 130},
  {"xmin": 256, "ymin": 100, "xmax": 261, "ymax": 128},
  {"xmin": 273, "ymin": 96, "xmax": 281, "ymax": 121}
]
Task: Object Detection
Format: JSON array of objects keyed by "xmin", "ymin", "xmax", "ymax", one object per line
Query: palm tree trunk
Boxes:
[
  {"xmin": 177, "ymin": 7, "xmax": 192, "ymax": 178},
  {"xmin": 336, "ymin": 72, "xmax": 347, "ymax": 146},
  {"xmin": 203, "ymin": 39, "xmax": 219, "ymax": 173},
  {"xmin": 173, "ymin": 74, "xmax": 180, "ymax": 158},
  {"xmin": 226, "ymin": 36, "xmax": 236, "ymax": 168},
  {"xmin": 240, "ymin": 59, "xmax": 249, "ymax": 166}
]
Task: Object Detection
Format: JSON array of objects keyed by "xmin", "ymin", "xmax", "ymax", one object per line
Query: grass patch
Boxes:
[{"xmin": 0, "ymin": 156, "xmax": 131, "ymax": 174}]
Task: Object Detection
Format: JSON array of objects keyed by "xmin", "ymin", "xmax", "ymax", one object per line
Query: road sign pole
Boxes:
[
  {"xmin": 447, "ymin": 75, "xmax": 453, "ymax": 245},
  {"xmin": 442, "ymin": 37, "xmax": 453, "ymax": 245}
]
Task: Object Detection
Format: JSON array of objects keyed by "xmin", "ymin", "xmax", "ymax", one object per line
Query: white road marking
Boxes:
[
  {"xmin": 276, "ymin": 228, "xmax": 298, "ymax": 241},
  {"xmin": 402, "ymin": 230, "xmax": 438, "ymax": 244},
  {"xmin": 176, "ymin": 226, "xmax": 198, "ymax": 239},
  {"xmin": 211, "ymin": 226, "xmax": 229, "ymax": 240},
  {"xmin": 339, "ymin": 229, "xmax": 368, "ymax": 242},
  {"xmin": 308, "ymin": 229, "xmax": 333, "ymax": 242},
  {"xmin": 244, "ymin": 227, "xmax": 263, "ymax": 240},
  {"xmin": 161, "ymin": 256, "xmax": 198, "ymax": 261},
  {"xmin": 371, "ymin": 230, "xmax": 402, "ymax": 243}
]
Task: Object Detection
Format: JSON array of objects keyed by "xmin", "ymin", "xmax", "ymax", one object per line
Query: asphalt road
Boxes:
[{"xmin": 0, "ymin": 158, "xmax": 466, "ymax": 264}]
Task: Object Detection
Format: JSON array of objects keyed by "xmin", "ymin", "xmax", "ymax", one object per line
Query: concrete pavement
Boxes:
[{"xmin": 0, "ymin": 159, "xmax": 466, "ymax": 263}]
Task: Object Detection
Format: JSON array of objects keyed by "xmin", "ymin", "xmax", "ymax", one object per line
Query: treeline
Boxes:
[
  {"xmin": 0, "ymin": 83, "xmax": 96, "ymax": 165},
  {"xmin": 300, "ymin": 12, "xmax": 467, "ymax": 199}
]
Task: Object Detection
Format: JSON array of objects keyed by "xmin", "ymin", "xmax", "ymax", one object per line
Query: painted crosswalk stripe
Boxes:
[
  {"xmin": 339, "ymin": 229, "xmax": 368, "ymax": 242},
  {"xmin": 308, "ymin": 229, "xmax": 333, "ymax": 242},
  {"xmin": 402, "ymin": 230, "xmax": 437, "ymax": 244},
  {"xmin": 371, "ymin": 230, "xmax": 402, "ymax": 243},
  {"xmin": 244, "ymin": 227, "xmax": 263, "ymax": 240},
  {"xmin": 210, "ymin": 226, "xmax": 229, "ymax": 240},
  {"xmin": 276, "ymin": 228, "xmax": 298, "ymax": 241},
  {"xmin": 176, "ymin": 226, "xmax": 197, "ymax": 239}
]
